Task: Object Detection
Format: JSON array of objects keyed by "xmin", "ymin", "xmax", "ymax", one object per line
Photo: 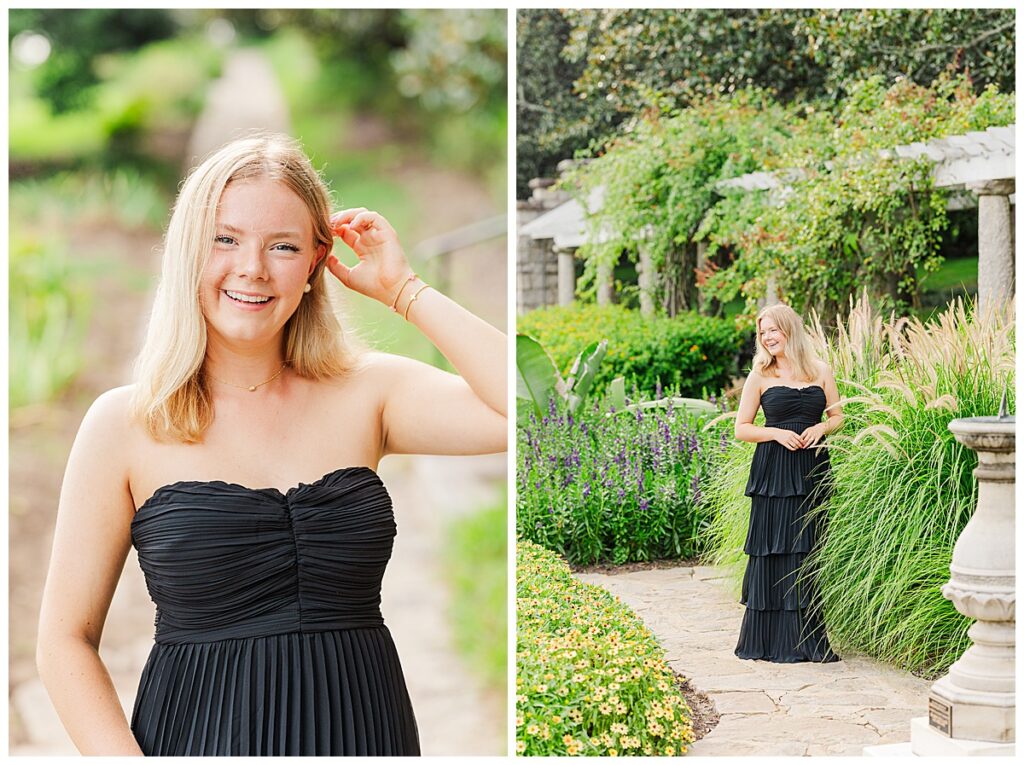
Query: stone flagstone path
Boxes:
[{"xmin": 576, "ymin": 565, "xmax": 932, "ymax": 756}]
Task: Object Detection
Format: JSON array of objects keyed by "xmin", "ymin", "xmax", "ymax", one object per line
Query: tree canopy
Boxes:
[{"xmin": 517, "ymin": 8, "xmax": 1015, "ymax": 198}]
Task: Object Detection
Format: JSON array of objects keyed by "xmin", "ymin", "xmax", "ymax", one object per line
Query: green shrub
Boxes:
[
  {"xmin": 705, "ymin": 294, "xmax": 1014, "ymax": 677},
  {"xmin": 9, "ymin": 232, "xmax": 94, "ymax": 409},
  {"xmin": 518, "ymin": 303, "xmax": 742, "ymax": 399},
  {"xmin": 518, "ymin": 397, "xmax": 731, "ymax": 565},
  {"xmin": 516, "ymin": 541, "xmax": 694, "ymax": 756},
  {"xmin": 443, "ymin": 498, "xmax": 507, "ymax": 699}
]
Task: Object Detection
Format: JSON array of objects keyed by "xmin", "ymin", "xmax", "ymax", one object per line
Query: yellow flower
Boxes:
[
  {"xmin": 562, "ymin": 734, "xmax": 574, "ymax": 745},
  {"xmin": 552, "ymin": 715, "xmax": 562, "ymax": 725},
  {"xmin": 516, "ymin": 741, "xmax": 526, "ymax": 753},
  {"xmin": 608, "ymin": 749, "xmax": 618, "ymax": 757},
  {"xmin": 665, "ymin": 746, "xmax": 675, "ymax": 756},
  {"xmin": 515, "ymin": 715, "xmax": 524, "ymax": 727},
  {"xmin": 611, "ymin": 723, "xmax": 628, "ymax": 735},
  {"xmin": 536, "ymin": 684, "xmax": 547, "ymax": 693},
  {"xmin": 566, "ymin": 743, "xmax": 579, "ymax": 756},
  {"xmin": 526, "ymin": 724, "xmax": 539, "ymax": 736},
  {"xmin": 599, "ymin": 703, "xmax": 612, "ymax": 715}
]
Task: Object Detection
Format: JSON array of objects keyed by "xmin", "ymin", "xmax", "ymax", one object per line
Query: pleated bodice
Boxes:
[
  {"xmin": 744, "ymin": 385, "xmax": 831, "ymax": 498},
  {"xmin": 131, "ymin": 466, "xmax": 394, "ymax": 644},
  {"xmin": 128, "ymin": 466, "xmax": 420, "ymax": 755}
]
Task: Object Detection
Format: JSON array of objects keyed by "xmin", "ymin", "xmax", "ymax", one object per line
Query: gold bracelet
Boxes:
[
  {"xmin": 403, "ymin": 283, "xmax": 431, "ymax": 321},
  {"xmin": 389, "ymin": 273, "xmax": 418, "ymax": 312}
]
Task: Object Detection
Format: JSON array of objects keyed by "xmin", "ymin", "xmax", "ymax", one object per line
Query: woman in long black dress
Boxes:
[
  {"xmin": 35, "ymin": 133, "xmax": 507, "ymax": 755},
  {"xmin": 733, "ymin": 303, "xmax": 842, "ymax": 663}
]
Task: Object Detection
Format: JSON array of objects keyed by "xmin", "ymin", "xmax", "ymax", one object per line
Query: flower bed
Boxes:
[
  {"xmin": 516, "ymin": 541, "xmax": 695, "ymax": 756},
  {"xmin": 518, "ymin": 398, "xmax": 731, "ymax": 565}
]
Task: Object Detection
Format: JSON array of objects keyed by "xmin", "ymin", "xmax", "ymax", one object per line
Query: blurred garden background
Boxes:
[
  {"xmin": 514, "ymin": 8, "xmax": 1015, "ymax": 756},
  {"xmin": 9, "ymin": 8, "xmax": 506, "ymax": 755}
]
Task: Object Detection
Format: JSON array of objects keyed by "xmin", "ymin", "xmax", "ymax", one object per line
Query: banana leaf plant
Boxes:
[
  {"xmin": 516, "ymin": 334, "xmax": 607, "ymax": 423},
  {"xmin": 606, "ymin": 376, "xmax": 720, "ymax": 418}
]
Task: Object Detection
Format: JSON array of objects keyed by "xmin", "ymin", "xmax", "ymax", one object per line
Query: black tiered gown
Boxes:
[
  {"xmin": 128, "ymin": 466, "xmax": 421, "ymax": 755},
  {"xmin": 735, "ymin": 385, "xmax": 839, "ymax": 663}
]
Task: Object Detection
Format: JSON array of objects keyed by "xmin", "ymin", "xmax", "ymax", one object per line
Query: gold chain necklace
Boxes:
[{"xmin": 205, "ymin": 362, "xmax": 288, "ymax": 392}]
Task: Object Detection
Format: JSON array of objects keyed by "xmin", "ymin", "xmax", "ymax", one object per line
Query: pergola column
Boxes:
[
  {"xmin": 556, "ymin": 248, "xmax": 576, "ymax": 306},
  {"xmin": 968, "ymin": 179, "xmax": 1015, "ymax": 311},
  {"xmin": 596, "ymin": 261, "xmax": 614, "ymax": 306},
  {"xmin": 637, "ymin": 244, "xmax": 656, "ymax": 317}
]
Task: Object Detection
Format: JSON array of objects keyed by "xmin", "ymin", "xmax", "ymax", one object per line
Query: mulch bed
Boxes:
[
  {"xmin": 570, "ymin": 557, "xmax": 703, "ymax": 575},
  {"xmin": 676, "ymin": 672, "xmax": 720, "ymax": 742}
]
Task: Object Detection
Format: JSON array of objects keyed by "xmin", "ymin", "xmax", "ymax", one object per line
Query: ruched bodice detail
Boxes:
[
  {"xmin": 127, "ymin": 467, "xmax": 420, "ymax": 756},
  {"xmin": 744, "ymin": 385, "xmax": 832, "ymax": 497},
  {"xmin": 735, "ymin": 384, "xmax": 838, "ymax": 663},
  {"xmin": 131, "ymin": 467, "xmax": 393, "ymax": 644}
]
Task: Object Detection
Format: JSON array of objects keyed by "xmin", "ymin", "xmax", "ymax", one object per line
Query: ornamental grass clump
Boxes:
[
  {"xmin": 516, "ymin": 541, "xmax": 695, "ymax": 756},
  {"xmin": 705, "ymin": 293, "xmax": 1014, "ymax": 677},
  {"xmin": 518, "ymin": 395, "xmax": 731, "ymax": 565}
]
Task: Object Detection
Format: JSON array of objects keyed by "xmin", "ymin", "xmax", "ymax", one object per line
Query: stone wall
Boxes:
[{"xmin": 516, "ymin": 179, "xmax": 568, "ymax": 314}]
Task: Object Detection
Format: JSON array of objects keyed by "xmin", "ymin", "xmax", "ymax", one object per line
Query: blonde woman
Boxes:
[
  {"xmin": 732, "ymin": 303, "xmax": 842, "ymax": 662},
  {"xmin": 36, "ymin": 134, "xmax": 507, "ymax": 755}
]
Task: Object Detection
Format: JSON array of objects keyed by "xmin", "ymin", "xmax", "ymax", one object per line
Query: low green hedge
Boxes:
[
  {"xmin": 517, "ymin": 303, "xmax": 741, "ymax": 398},
  {"xmin": 516, "ymin": 541, "xmax": 695, "ymax": 756}
]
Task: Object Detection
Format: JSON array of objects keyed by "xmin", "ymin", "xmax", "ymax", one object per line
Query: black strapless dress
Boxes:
[
  {"xmin": 735, "ymin": 385, "xmax": 839, "ymax": 663},
  {"xmin": 129, "ymin": 466, "xmax": 420, "ymax": 755}
]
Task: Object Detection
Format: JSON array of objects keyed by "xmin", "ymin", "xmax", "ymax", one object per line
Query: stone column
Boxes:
[
  {"xmin": 969, "ymin": 179, "xmax": 1015, "ymax": 312},
  {"xmin": 596, "ymin": 261, "xmax": 614, "ymax": 306},
  {"xmin": 637, "ymin": 245, "xmax": 656, "ymax": 317},
  {"xmin": 556, "ymin": 249, "xmax": 576, "ymax": 306}
]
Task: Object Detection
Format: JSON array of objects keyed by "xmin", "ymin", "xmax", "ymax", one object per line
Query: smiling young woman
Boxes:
[
  {"xmin": 732, "ymin": 302, "xmax": 843, "ymax": 663},
  {"xmin": 35, "ymin": 133, "xmax": 507, "ymax": 756}
]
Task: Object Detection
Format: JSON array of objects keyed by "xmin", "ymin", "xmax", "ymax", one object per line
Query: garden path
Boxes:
[
  {"xmin": 10, "ymin": 46, "xmax": 505, "ymax": 755},
  {"xmin": 576, "ymin": 565, "xmax": 931, "ymax": 756}
]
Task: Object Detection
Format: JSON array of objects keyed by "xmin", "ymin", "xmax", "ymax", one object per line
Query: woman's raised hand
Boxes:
[{"xmin": 327, "ymin": 208, "xmax": 413, "ymax": 305}]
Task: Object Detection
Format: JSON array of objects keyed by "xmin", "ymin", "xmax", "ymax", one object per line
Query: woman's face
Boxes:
[
  {"xmin": 758, "ymin": 316, "xmax": 787, "ymax": 357},
  {"xmin": 201, "ymin": 177, "xmax": 324, "ymax": 349}
]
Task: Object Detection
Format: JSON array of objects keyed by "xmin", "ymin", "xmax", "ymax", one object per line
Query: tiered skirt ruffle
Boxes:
[{"xmin": 736, "ymin": 431, "xmax": 839, "ymax": 663}]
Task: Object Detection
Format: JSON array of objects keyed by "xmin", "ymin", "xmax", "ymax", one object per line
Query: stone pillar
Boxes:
[
  {"xmin": 759, "ymin": 272, "xmax": 780, "ymax": 308},
  {"xmin": 556, "ymin": 249, "xmax": 576, "ymax": 306},
  {"xmin": 637, "ymin": 245, "xmax": 656, "ymax": 317},
  {"xmin": 969, "ymin": 179, "xmax": 1015, "ymax": 312},
  {"xmin": 596, "ymin": 261, "xmax": 614, "ymax": 306}
]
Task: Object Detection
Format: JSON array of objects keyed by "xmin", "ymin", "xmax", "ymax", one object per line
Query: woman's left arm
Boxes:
[
  {"xmin": 800, "ymin": 363, "xmax": 844, "ymax": 448},
  {"xmin": 328, "ymin": 208, "xmax": 506, "ymax": 456}
]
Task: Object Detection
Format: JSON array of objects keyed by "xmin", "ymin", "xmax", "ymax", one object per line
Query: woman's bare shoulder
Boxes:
[
  {"xmin": 75, "ymin": 385, "xmax": 141, "ymax": 449},
  {"xmin": 813, "ymin": 358, "xmax": 835, "ymax": 380}
]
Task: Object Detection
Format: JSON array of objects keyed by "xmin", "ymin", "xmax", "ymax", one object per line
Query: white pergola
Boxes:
[
  {"xmin": 715, "ymin": 124, "xmax": 1016, "ymax": 309},
  {"xmin": 520, "ymin": 124, "xmax": 1016, "ymax": 311}
]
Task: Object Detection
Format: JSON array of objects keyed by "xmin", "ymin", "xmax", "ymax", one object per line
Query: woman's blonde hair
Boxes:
[
  {"xmin": 751, "ymin": 303, "xmax": 820, "ymax": 381},
  {"xmin": 131, "ymin": 132, "xmax": 359, "ymax": 442}
]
